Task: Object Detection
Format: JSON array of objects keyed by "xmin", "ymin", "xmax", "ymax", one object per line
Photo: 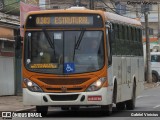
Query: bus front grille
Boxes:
[
  {"xmin": 49, "ymin": 94, "xmax": 79, "ymax": 101},
  {"xmin": 38, "ymin": 78, "xmax": 89, "ymax": 85},
  {"xmin": 46, "ymin": 87, "xmax": 83, "ymax": 91}
]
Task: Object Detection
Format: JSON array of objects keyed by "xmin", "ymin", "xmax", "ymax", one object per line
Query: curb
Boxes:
[{"xmin": 16, "ymin": 106, "xmax": 36, "ymax": 112}]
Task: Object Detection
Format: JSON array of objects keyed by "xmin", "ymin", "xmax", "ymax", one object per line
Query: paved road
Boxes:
[{"xmin": 12, "ymin": 86, "xmax": 160, "ymax": 120}]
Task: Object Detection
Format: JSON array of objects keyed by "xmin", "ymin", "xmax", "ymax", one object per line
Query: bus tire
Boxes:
[
  {"xmin": 125, "ymin": 82, "xmax": 136, "ymax": 110},
  {"xmin": 112, "ymin": 81, "xmax": 117, "ymax": 104},
  {"xmin": 116, "ymin": 102, "xmax": 125, "ymax": 110},
  {"xmin": 101, "ymin": 104, "xmax": 112, "ymax": 116},
  {"xmin": 36, "ymin": 106, "xmax": 48, "ymax": 116},
  {"xmin": 152, "ymin": 73, "xmax": 158, "ymax": 82}
]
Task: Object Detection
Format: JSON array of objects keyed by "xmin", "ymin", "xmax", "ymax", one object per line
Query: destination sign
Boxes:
[
  {"xmin": 35, "ymin": 16, "xmax": 93, "ymax": 25},
  {"xmin": 26, "ymin": 14, "xmax": 103, "ymax": 28}
]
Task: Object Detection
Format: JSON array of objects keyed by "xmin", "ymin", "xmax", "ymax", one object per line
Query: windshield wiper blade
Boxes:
[
  {"xmin": 42, "ymin": 28, "xmax": 55, "ymax": 50},
  {"xmin": 73, "ymin": 36, "xmax": 77, "ymax": 61},
  {"xmin": 75, "ymin": 30, "xmax": 85, "ymax": 49},
  {"xmin": 42, "ymin": 28, "xmax": 56, "ymax": 61},
  {"xmin": 73, "ymin": 30, "xmax": 85, "ymax": 61}
]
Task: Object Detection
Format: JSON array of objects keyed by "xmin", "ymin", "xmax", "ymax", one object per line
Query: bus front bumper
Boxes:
[{"xmin": 23, "ymin": 87, "xmax": 112, "ymax": 106}]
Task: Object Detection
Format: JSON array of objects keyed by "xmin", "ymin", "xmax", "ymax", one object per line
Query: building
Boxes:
[{"xmin": 0, "ymin": 0, "xmax": 20, "ymax": 96}]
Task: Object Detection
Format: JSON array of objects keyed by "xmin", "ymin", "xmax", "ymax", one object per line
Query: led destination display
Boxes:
[
  {"xmin": 36, "ymin": 16, "xmax": 93, "ymax": 25},
  {"xmin": 26, "ymin": 14, "xmax": 103, "ymax": 28}
]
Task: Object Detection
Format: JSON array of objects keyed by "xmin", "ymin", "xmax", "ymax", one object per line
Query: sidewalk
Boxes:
[
  {"xmin": 144, "ymin": 82, "xmax": 160, "ymax": 89},
  {"xmin": 0, "ymin": 82, "xmax": 160, "ymax": 113},
  {"xmin": 0, "ymin": 96, "xmax": 35, "ymax": 112}
]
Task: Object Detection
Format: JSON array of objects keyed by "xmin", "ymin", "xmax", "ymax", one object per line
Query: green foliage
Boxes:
[{"xmin": 1, "ymin": 0, "xmax": 24, "ymax": 15}]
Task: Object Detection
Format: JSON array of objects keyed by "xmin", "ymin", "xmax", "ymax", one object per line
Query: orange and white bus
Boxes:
[{"xmin": 22, "ymin": 7, "xmax": 144, "ymax": 116}]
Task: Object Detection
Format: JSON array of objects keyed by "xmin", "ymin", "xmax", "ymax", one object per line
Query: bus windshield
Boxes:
[{"xmin": 24, "ymin": 30, "xmax": 104, "ymax": 74}]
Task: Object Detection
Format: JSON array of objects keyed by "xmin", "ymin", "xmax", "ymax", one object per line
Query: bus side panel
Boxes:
[
  {"xmin": 136, "ymin": 57, "xmax": 144, "ymax": 96},
  {"xmin": 107, "ymin": 66, "xmax": 114, "ymax": 104},
  {"xmin": 138, "ymin": 57, "xmax": 144, "ymax": 82},
  {"xmin": 112, "ymin": 56, "xmax": 122, "ymax": 103},
  {"xmin": 131, "ymin": 57, "xmax": 139, "ymax": 97},
  {"xmin": 121, "ymin": 57, "xmax": 132, "ymax": 102}
]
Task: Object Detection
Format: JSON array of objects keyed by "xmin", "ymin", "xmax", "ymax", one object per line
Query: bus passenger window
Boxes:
[{"xmin": 106, "ymin": 27, "xmax": 112, "ymax": 65}]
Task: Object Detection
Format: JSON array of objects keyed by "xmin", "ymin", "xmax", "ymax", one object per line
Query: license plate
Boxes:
[{"xmin": 88, "ymin": 96, "xmax": 102, "ymax": 101}]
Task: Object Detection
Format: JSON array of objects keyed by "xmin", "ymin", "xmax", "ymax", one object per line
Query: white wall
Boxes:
[{"xmin": 0, "ymin": 56, "xmax": 15, "ymax": 96}]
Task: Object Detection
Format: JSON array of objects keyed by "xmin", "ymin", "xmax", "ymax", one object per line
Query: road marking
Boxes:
[
  {"xmin": 137, "ymin": 95, "xmax": 152, "ymax": 99},
  {"xmin": 153, "ymin": 105, "xmax": 160, "ymax": 109},
  {"xmin": 137, "ymin": 95, "xmax": 158, "ymax": 99}
]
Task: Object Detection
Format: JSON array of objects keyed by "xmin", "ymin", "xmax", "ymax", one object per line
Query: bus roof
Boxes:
[
  {"xmin": 27, "ymin": 9, "xmax": 104, "ymax": 16},
  {"xmin": 104, "ymin": 12, "xmax": 141, "ymax": 26}
]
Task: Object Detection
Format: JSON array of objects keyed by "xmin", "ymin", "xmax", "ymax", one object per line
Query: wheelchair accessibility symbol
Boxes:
[{"xmin": 64, "ymin": 63, "xmax": 75, "ymax": 73}]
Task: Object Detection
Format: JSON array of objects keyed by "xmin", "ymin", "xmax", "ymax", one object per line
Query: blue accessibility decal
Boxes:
[{"xmin": 64, "ymin": 63, "xmax": 75, "ymax": 73}]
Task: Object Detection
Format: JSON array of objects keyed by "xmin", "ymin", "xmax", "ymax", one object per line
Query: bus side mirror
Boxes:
[
  {"xmin": 15, "ymin": 36, "xmax": 22, "ymax": 50},
  {"xmin": 106, "ymin": 22, "xmax": 114, "ymax": 44}
]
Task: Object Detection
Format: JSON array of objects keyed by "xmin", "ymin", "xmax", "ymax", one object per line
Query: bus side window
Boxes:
[
  {"xmin": 122, "ymin": 25, "xmax": 126, "ymax": 55},
  {"xmin": 131, "ymin": 27, "xmax": 135, "ymax": 56},
  {"xmin": 126, "ymin": 26, "xmax": 130, "ymax": 55},
  {"xmin": 128, "ymin": 26, "xmax": 132, "ymax": 55},
  {"xmin": 111, "ymin": 24, "xmax": 116, "ymax": 55},
  {"xmin": 117, "ymin": 24, "xmax": 121, "ymax": 55},
  {"xmin": 140, "ymin": 29, "xmax": 143, "ymax": 56},
  {"xmin": 137, "ymin": 28, "xmax": 141, "ymax": 56},
  {"xmin": 106, "ymin": 24, "xmax": 112, "ymax": 66}
]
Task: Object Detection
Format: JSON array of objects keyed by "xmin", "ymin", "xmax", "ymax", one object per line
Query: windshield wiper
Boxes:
[
  {"xmin": 42, "ymin": 28, "xmax": 55, "ymax": 50},
  {"xmin": 75, "ymin": 30, "xmax": 85, "ymax": 49},
  {"xmin": 73, "ymin": 30, "xmax": 85, "ymax": 61},
  {"xmin": 42, "ymin": 28, "xmax": 56, "ymax": 59},
  {"xmin": 73, "ymin": 36, "xmax": 77, "ymax": 61}
]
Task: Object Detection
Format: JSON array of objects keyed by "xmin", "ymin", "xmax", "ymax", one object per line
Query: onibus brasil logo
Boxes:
[{"xmin": 2, "ymin": 112, "xmax": 42, "ymax": 119}]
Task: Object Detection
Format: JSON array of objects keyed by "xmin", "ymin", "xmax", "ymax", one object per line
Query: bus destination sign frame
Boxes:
[{"xmin": 26, "ymin": 13, "xmax": 103, "ymax": 28}]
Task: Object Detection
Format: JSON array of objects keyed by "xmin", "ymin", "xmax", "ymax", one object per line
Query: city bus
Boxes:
[{"xmin": 22, "ymin": 7, "xmax": 144, "ymax": 116}]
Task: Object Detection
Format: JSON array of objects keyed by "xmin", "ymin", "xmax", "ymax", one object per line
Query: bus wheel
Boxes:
[
  {"xmin": 36, "ymin": 106, "xmax": 48, "ymax": 116},
  {"xmin": 152, "ymin": 73, "xmax": 158, "ymax": 82},
  {"xmin": 61, "ymin": 106, "xmax": 69, "ymax": 110},
  {"xmin": 101, "ymin": 104, "xmax": 112, "ymax": 116},
  {"xmin": 125, "ymin": 83, "xmax": 136, "ymax": 110},
  {"xmin": 116, "ymin": 102, "xmax": 125, "ymax": 110}
]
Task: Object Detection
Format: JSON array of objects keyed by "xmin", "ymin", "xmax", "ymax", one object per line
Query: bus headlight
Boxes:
[
  {"xmin": 86, "ymin": 77, "xmax": 106, "ymax": 92},
  {"xmin": 23, "ymin": 78, "xmax": 43, "ymax": 92}
]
